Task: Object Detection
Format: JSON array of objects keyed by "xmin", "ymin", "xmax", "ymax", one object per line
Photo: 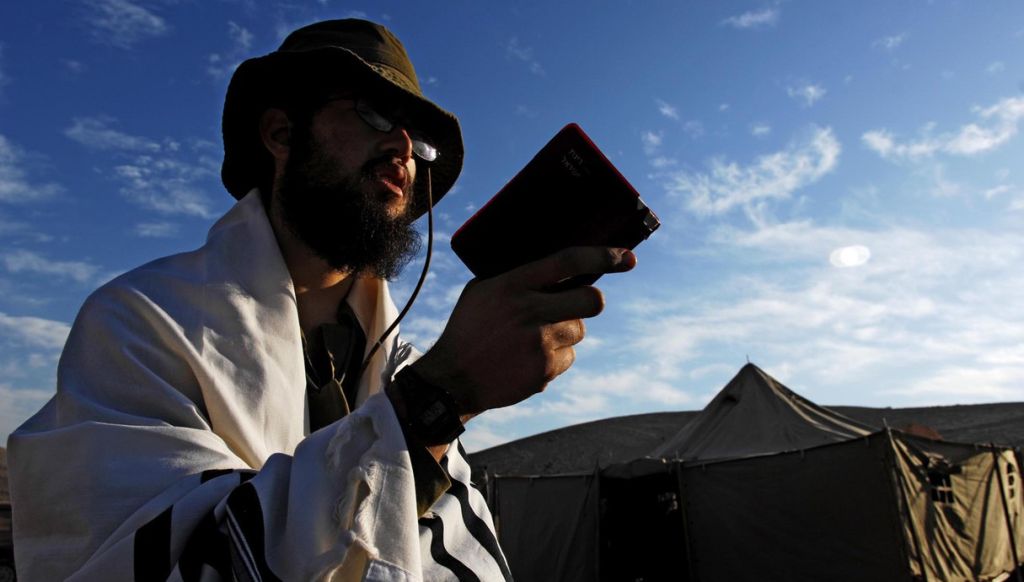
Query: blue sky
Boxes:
[{"xmin": 2, "ymin": 1, "xmax": 1024, "ymax": 451}]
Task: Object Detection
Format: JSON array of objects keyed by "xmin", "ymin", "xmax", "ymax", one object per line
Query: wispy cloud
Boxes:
[
  {"xmin": 722, "ymin": 7, "xmax": 779, "ymax": 29},
  {"xmin": 506, "ymin": 37, "xmax": 545, "ymax": 76},
  {"xmin": 1, "ymin": 250, "xmax": 101, "ymax": 283},
  {"xmin": 872, "ymin": 33, "xmax": 907, "ymax": 51},
  {"xmin": 134, "ymin": 221, "xmax": 179, "ymax": 238},
  {"xmin": 987, "ymin": 61, "xmax": 1006, "ymax": 75},
  {"xmin": 64, "ymin": 117, "xmax": 220, "ymax": 218},
  {"xmin": 641, "ymin": 131, "xmax": 663, "ymax": 155},
  {"xmin": 207, "ymin": 21, "xmax": 254, "ymax": 81},
  {"xmin": 662, "ymin": 126, "xmax": 840, "ymax": 216},
  {"xmin": 626, "ymin": 222, "xmax": 1024, "ymax": 405},
  {"xmin": 0, "ymin": 311, "xmax": 71, "ymax": 350},
  {"xmin": 863, "ymin": 96, "xmax": 1024, "ymax": 161},
  {"xmin": 0, "ymin": 135, "xmax": 63, "ymax": 203},
  {"xmin": 656, "ymin": 98, "xmax": 680, "ymax": 120},
  {"xmin": 113, "ymin": 156, "xmax": 219, "ymax": 218},
  {"xmin": 83, "ymin": 0, "xmax": 169, "ymax": 49},
  {"xmin": 65, "ymin": 116, "xmax": 162, "ymax": 152},
  {"xmin": 751, "ymin": 123, "xmax": 772, "ymax": 137},
  {"xmin": 63, "ymin": 59, "xmax": 87, "ymax": 75},
  {"xmin": 787, "ymin": 82, "xmax": 826, "ymax": 107}
]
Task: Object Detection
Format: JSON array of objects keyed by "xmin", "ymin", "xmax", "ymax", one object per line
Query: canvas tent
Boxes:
[{"xmin": 486, "ymin": 364, "xmax": 1024, "ymax": 581}]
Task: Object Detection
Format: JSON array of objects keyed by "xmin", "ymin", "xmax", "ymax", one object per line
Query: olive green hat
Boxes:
[{"xmin": 221, "ymin": 19, "xmax": 463, "ymax": 216}]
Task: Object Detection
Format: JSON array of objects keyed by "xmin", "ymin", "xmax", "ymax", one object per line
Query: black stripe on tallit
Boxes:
[
  {"xmin": 420, "ymin": 515, "xmax": 480, "ymax": 582},
  {"xmin": 134, "ymin": 505, "xmax": 173, "ymax": 581},
  {"xmin": 444, "ymin": 479, "xmax": 513, "ymax": 581},
  {"xmin": 225, "ymin": 481, "xmax": 282, "ymax": 582},
  {"xmin": 178, "ymin": 509, "xmax": 232, "ymax": 582},
  {"xmin": 200, "ymin": 468, "xmax": 235, "ymax": 483}
]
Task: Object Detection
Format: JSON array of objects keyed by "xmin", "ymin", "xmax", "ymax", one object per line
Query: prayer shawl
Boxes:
[{"xmin": 8, "ymin": 191, "xmax": 511, "ymax": 581}]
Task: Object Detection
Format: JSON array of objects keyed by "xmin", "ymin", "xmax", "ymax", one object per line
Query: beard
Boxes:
[{"xmin": 275, "ymin": 130, "xmax": 422, "ymax": 280}]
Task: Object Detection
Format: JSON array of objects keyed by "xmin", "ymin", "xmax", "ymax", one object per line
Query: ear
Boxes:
[{"xmin": 259, "ymin": 108, "xmax": 292, "ymax": 161}]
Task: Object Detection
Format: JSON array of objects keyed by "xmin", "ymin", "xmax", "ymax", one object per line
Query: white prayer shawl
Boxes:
[{"xmin": 8, "ymin": 191, "xmax": 510, "ymax": 581}]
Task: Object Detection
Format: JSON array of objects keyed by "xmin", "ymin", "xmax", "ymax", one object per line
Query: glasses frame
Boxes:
[{"xmin": 323, "ymin": 95, "xmax": 439, "ymax": 162}]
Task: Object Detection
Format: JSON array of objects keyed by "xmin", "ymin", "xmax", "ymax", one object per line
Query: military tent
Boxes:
[{"xmin": 486, "ymin": 364, "xmax": 1024, "ymax": 581}]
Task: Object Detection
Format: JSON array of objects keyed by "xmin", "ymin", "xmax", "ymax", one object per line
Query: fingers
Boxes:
[
  {"xmin": 532, "ymin": 285, "xmax": 605, "ymax": 323},
  {"xmin": 544, "ymin": 319, "xmax": 586, "ymax": 348},
  {"xmin": 509, "ymin": 247, "xmax": 636, "ymax": 292},
  {"xmin": 544, "ymin": 345, "xmax": 577, "ymax": 387}
]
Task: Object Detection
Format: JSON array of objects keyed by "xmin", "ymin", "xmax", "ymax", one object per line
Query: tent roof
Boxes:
[{"xmin": 648, "ymin": 363, "xmax": 875, "ymax": 462}]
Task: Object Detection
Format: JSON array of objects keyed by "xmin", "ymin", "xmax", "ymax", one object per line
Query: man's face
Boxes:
[{"xmin": 274, "ymin": 96, "xmax": 424, "ymax": 279}]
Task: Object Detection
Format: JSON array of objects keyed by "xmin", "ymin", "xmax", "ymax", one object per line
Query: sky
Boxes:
[{"xmin": 1, "ymin": 1, "xmax": 1024, "ymax": 452}]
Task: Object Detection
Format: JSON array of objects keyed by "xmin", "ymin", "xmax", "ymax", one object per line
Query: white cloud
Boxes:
[
  {"xmin": 506, "ymin": 37, "xmax": 545, "ymax": 76},
  {"xmin": 65, "ymin": 117, "xmax": 162, "ymax": 152},
  {"xmin": 113, "ymin": 156, "xmax": 219, "ymax": 218},
  {"xmin": 626, "ymin": 220, "xmax": 1024, "ymax": 405},
  {"xmin": 722, "ymin": 8, "xmax": 779, "ymax": 29},
  {"xmin": 84, "ymin": 0, "xmax": 169, "ymax": 49},
  {"xmin": 641, "ymin": 131, "xmax": 663, "ymax": 155},
  {"xmin": 656, "ymin": 99, "xmax": 679, "ymax": 120},
  {"xmin": 751, "ymin": 123, "xmax": 772, "ymax": 137},
  {"xmin": 787, "ymin": 82, "xmax": 826, "ymax": 107},
  {"xmin": 64, "ymin": 117, "xmax": 220, "ymax": 218},
  {"xmin": 864, "ymin": 96, "xmax": 1024, "ymax": 161},
  {"xmin": 872, "ymin": 33, "xmax": 907, "ymax": 51},
  {"xmin": 2, "ymin": 250, "xmax": 101, "ymax": 283},
  {"xmin": 987, "ymin": 61, "xmax": 1006, "ymax": 75},
  {"xmin": 664, "ymin": 126, "xmax": 840, "ymax": 215},
  {"xmin": 891, "ymin": 366, "xmax": 1024, "ymax": 402},
  {"xmin": 682, "ymin": 120, "xmax": 705, "ymax": 139},
  {"xmin": 207, "ymin": 21, "xmax": 254, "ymax": 80},
  {"xmin": 0, "ymin": 312, "xmax": 71, "ymax": 350},
  {"xmin": 134, "ymin": 221, "xmax": 179, "ymax": 238},
  {"xmin": 63, "ymin": 59, "xmax": 86, "ymax": 75},
  {"xmin": 0, "ymin": 135, "xmax": 63, "ymax": 203}
]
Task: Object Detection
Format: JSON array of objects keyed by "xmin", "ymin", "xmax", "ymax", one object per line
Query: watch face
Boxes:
[{"xmin": 397, "ymin": 366, "xmax": 466, "ymax": 445}]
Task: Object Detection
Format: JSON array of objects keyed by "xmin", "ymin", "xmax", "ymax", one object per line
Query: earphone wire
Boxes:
[{"xmin": 359, "ymin": 166, "xmax": 433, "ymax": 374}]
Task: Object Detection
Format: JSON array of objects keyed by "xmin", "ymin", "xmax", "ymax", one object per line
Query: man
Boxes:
[{"xmin": 8, "ymin": 19, "xmax": 636, "ymax": 581}]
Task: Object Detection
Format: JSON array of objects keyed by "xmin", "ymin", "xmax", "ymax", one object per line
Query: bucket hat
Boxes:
[{"xmin": 221, "ymin": 19, "xmax": 463, "ymax": 216}]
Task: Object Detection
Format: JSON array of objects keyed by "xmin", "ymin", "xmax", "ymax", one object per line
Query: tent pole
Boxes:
[
  {"xmin": 886, "ymin": 428, "xmax": 930, "ymax": 582},
  {"xmin": 989, "ymin": 444, "xmax": 1023, "ymax": 581},
  {"xmin": 674, "ymin": 461, "xmax": 698, "ymax": 582},
  {"xmin": 594, "ymin": 464, "xmax": 601, "ymax": 582}
]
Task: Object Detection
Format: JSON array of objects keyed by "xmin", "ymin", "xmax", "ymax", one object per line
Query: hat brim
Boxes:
[{"xmin": 222, "ymin": 46, "xmax": 463, "ymax": 219}]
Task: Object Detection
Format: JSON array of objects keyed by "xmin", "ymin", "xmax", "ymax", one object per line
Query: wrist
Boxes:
[{"xmin": 389, "ymin": 365, "xmax": 466, "ymax": 446}]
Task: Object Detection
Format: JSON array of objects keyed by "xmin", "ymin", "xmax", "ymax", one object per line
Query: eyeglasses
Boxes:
[{"xmin": 326, "ymin": 96, "xmax": 439, "ymax": 162}]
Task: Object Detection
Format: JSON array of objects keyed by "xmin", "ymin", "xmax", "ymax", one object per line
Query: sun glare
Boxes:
[{"xmin": 829, "ymin": 245, "xmax": 871, "ymax": 268}]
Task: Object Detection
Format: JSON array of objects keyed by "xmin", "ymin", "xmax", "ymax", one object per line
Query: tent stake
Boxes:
[{"xmin": 990, "ymin": 444, "xmax": 1023, "ymax": 581}]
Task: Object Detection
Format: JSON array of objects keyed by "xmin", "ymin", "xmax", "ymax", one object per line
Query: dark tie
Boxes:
[{"xmin": 305, "ymin": 301, "xmax": 367, "ymax": 432}]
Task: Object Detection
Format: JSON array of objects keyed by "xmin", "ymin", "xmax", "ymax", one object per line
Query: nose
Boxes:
[{"xmin": 378, "ymin": 125, "xmax": 415, "ymax": 163}]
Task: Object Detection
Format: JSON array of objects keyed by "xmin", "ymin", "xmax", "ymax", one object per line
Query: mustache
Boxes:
[{"xmin": 361, "ymin": 156, "xmax": 413, "ymax": 193}]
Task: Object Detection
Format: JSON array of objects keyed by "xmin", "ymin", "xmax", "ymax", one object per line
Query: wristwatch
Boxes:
[{"xmin": 391, "ymin": 365, "xmax": 466, "ymax": 446}]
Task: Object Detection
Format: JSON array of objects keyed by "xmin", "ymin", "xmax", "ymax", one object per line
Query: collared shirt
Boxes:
[{"xmin": 303, "ymin": 299, "xmax": 450, "ymax": 516}]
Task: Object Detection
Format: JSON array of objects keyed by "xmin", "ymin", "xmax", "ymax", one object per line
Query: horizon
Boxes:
[{"xmin": 2, "ymin": 2, "xmax": 1024, "ymax": 452}]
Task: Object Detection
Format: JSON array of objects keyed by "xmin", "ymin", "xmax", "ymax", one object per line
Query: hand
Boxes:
[{"xmin": 411, "ymin": 246, "xmax": 637, "ymax": 418}]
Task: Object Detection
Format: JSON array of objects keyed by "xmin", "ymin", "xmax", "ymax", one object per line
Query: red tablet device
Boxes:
[{"xmin": 450, "ymin": 123, "xmax": 660, "ymax": 287}]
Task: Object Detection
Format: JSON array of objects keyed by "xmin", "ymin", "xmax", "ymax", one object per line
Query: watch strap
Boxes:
[{"xmin": 392, "ymin": 365, "xmax": 466, "ymax": 446}]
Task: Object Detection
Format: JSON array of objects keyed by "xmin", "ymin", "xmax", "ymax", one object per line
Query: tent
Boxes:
[{"xmin": 486, "ymin": 364, "xmax": 1024, "ymax": 581}]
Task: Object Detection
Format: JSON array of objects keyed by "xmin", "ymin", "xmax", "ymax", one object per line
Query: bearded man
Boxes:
[{"xmin": 7, "ymin": 19, "xmax": 635, "ymax": 581}]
